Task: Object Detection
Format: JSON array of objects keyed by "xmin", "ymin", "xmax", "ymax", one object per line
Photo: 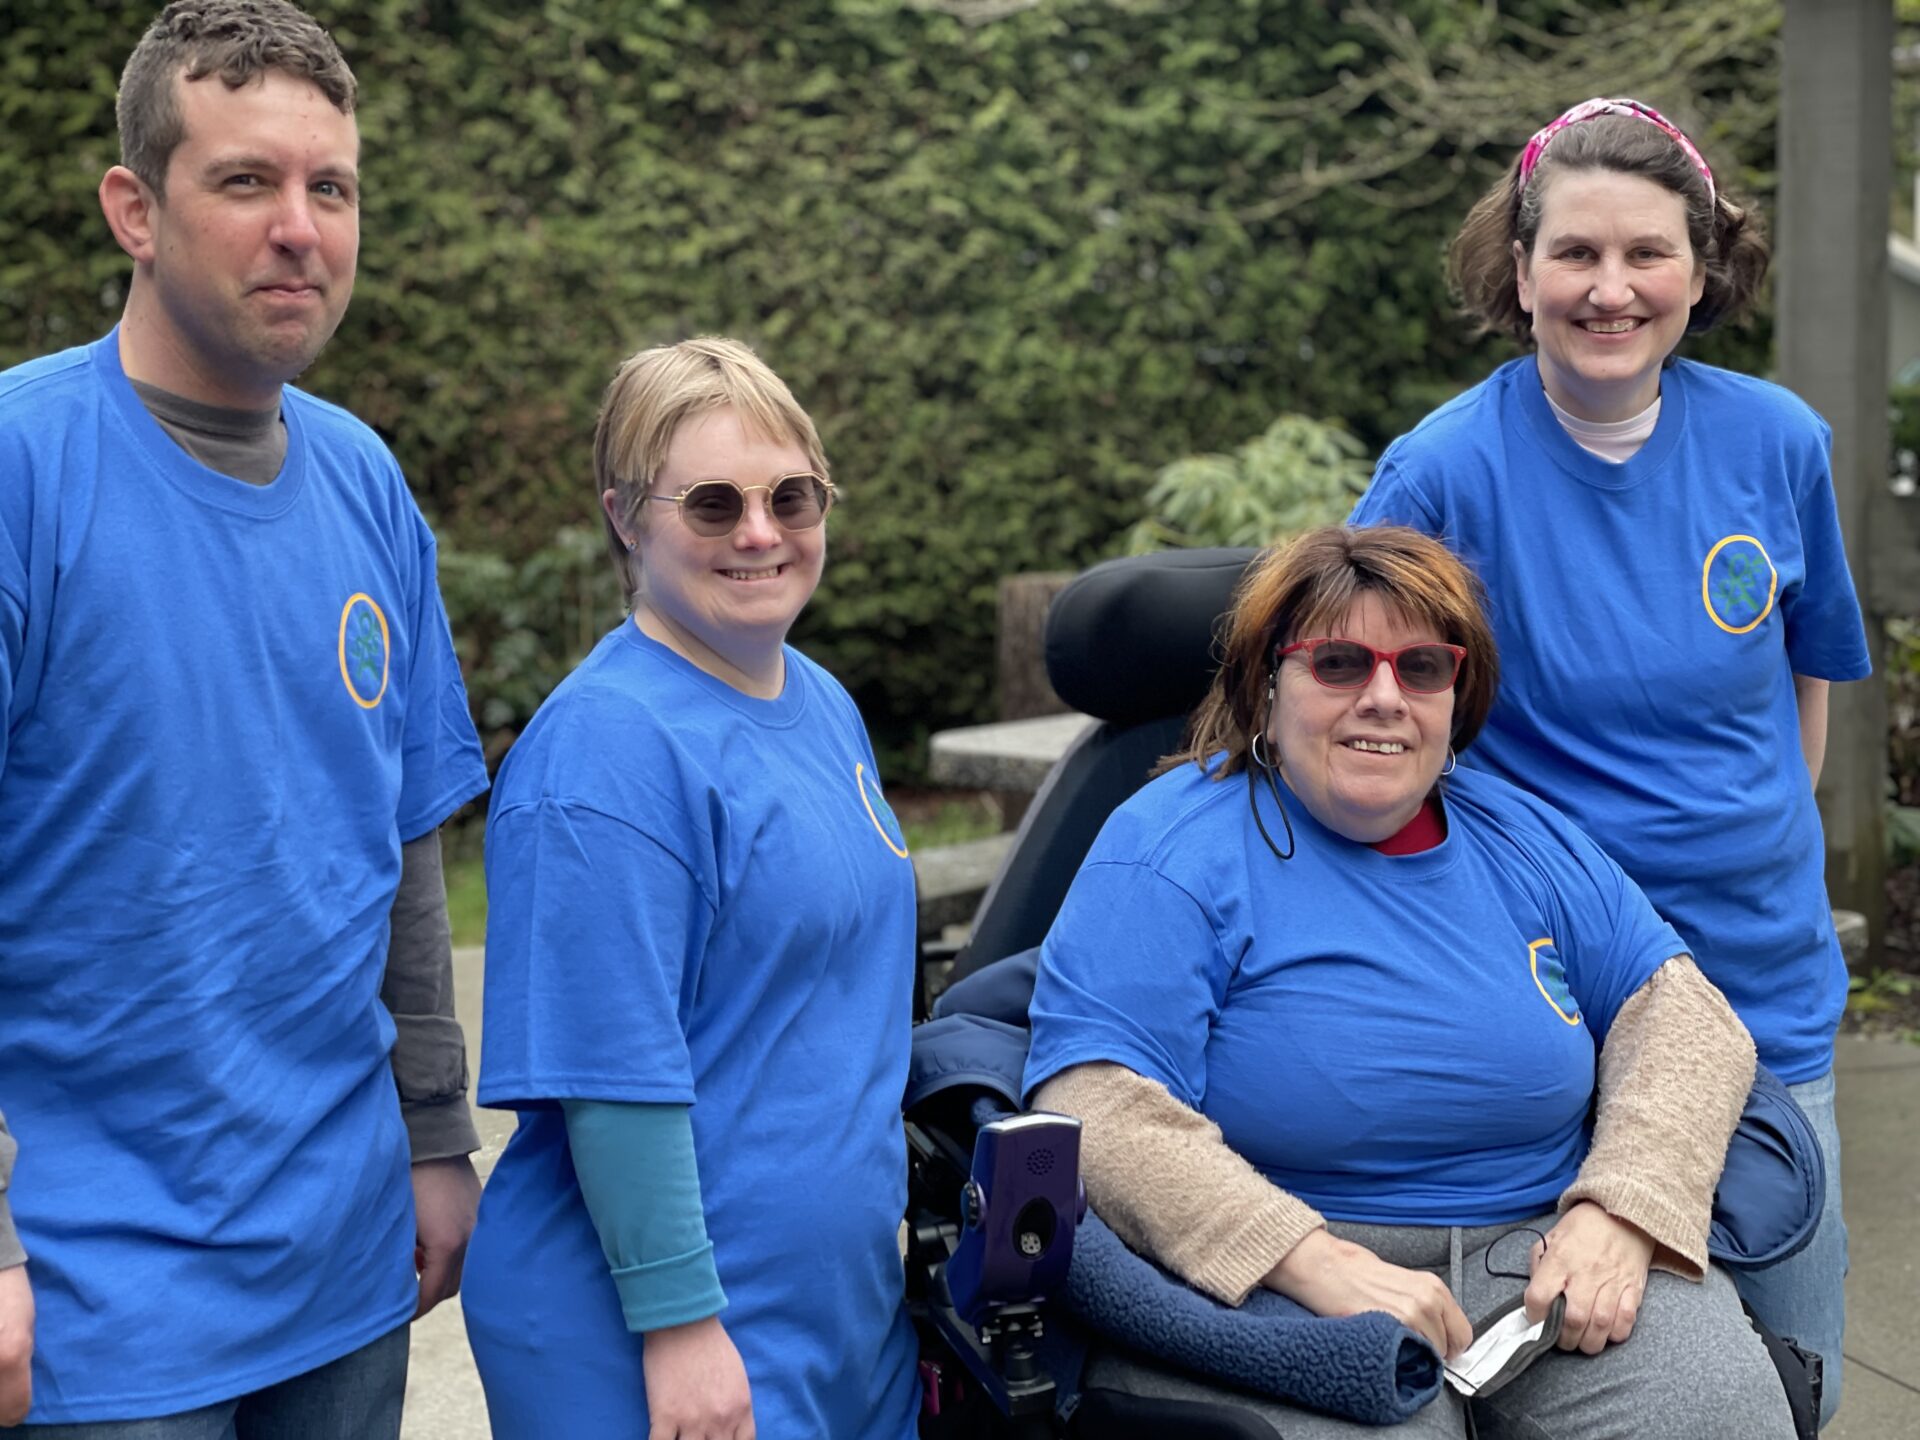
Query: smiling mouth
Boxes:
[
  {"xmin": 1344, "ymin": 739, "xmax": 1406, "ymax": 755},
  {"xmin": 1576, "ymin": 318, "xmax": 1642, "ymax": 334},
  {"xmin": 720, "ymin": 564, "xmax": 789, "ymax": 582}
]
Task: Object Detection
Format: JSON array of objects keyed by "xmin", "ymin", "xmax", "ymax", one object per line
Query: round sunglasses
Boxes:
[
  {"xmin": 645, "ymin": 472, "xmax": 836, "ymax": 538},
  {"xmin": 1277, "ymin": 638, "xmax": 1465, "ymax": 694}
]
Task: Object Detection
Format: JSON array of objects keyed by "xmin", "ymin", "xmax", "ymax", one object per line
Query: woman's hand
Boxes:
[
  {"xmin": 642, "ymin": 1315, "xmax": 754, "ymax": 1440},
  {"xmin": 0, "ymin": 1264, "xmax": 31, "ymax": 1427},
  {"xmin": 1265, "ymin": 1228, "xmax": 1473, "ymax": 1360},
  {"xmin": 1526, "ymin": 1201, "xmax": 1657, "ymax": 1354}
]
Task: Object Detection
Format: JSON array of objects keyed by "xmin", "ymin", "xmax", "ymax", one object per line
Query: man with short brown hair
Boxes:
[{"xmin": 0, "ymin": 3, "xmax": 488, "ymax": 1432}]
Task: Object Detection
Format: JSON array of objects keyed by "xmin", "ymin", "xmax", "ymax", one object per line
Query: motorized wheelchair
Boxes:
[{"xmin": 901, "ymin": 546, "xmax": 1824, "ymax": 1440}]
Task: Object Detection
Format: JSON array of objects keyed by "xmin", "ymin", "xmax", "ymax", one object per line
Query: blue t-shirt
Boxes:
[
  {"xmin": 0, "ymin": 333, "xmax": 488, "ymax": 1423},
  {"xmin": 464, "ymin": 624, "xmax": 918, "ymax": 1440},
  {"xmin": 1024, "ymin": 763, "xmax": 1682, "ymax": 1226},
  {"xmin": 1352, "ymin": 357, "xmax": 1871, "ymax": 1083}
]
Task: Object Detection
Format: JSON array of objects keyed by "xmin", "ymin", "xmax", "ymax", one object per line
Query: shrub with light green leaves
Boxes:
[{"xmin": 1128, "ymin": 415, "xmax": 1371, "ymax": 553}]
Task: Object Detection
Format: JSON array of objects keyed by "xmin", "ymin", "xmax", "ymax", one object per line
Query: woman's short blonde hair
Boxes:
[
  {"xmin": 593, "ymin": 336, "xmax": 829, "ymax": 589},
  {"xmin": 1166, "ymin": 525, "xmax": 1500, "ymax": 778}
]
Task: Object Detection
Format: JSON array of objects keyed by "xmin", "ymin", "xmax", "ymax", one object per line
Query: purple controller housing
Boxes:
[{"xmin": 946, "ymin": 1111, "xmax": 1085, "ymax": 1328}]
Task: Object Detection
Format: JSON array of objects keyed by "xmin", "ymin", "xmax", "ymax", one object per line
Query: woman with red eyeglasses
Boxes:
[
  {"xmin": 1025, "ymin": 525, "xmax": 1792, "ymax": 1438},
  {"xmin": 462, "ymin": 338, "xmax": 919, "ymax": 1440}
]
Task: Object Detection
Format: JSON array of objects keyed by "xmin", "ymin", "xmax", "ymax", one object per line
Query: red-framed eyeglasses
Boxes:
[{"xmin": 1276, "ymin": 638, "xmax": 1465, "ymax": 694}]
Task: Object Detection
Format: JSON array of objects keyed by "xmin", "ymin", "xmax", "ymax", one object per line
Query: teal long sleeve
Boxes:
[{"xmin": 561, "ymin": 1099, "xmax": 727, "ymax": 1334}]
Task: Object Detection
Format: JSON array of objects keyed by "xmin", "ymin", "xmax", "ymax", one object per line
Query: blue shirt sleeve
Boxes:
[
  {"xmin": 1349, "ymin": 452, "xmax": 1444, "ymax": 534},
  {"xmin": 478, "ymin": 798, "xmax": 713, "ymax": 1106},
  {"xmin": 0, "ymin": 424, "xmax": 38, "ymax": 781},
  {"xmin": 1522, "ymin": 800, "xmax": 1686, "ymax": 1043},
  {"xmin": 1024, "ymin": 860, "xmax": 1230, "ymax": 1107},
  {"xmin": 395, "ymin": 521, "xmax": 488, "ymax": 842},
  {"xmin": 0, "ymin": 583, "xmax": 19, "ymax": 782},
  {"xmin": 1779, "ymin": 421, "xmax": 1871, "ymax": 682},
  {"xmin": 561, "ymin": 1099, "xmax": 728, "ymax": 1333}
]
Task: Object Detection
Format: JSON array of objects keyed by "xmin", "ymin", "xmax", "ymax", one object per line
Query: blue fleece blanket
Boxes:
[{"xmin": 1067, "ymin": 1211, "xmax": 1443, "ymax": 1425}]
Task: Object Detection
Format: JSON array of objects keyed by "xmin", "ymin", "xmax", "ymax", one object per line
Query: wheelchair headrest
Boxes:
[{"xmin": 1044, "ymin": 547, "xmax": 1260, "ymax": 726}]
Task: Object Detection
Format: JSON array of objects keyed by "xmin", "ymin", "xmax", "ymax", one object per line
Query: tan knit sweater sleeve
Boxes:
[
  {"xmin": 1033, "ymin": 955, "xmax": 1753, "ymax": 1300},
  {"xmin": 1031, "ymin": 1062, "xmax": 1324, "ymax": 1306},
  {"xmin": 1560, "ymin": 954, "xmax": 1756, "ymax": 1279}
]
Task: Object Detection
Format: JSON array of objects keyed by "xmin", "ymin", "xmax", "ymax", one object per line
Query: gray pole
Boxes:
[{"xmin": 1776, "ymin": 0, "xmax": 1893, "ymax": 954}]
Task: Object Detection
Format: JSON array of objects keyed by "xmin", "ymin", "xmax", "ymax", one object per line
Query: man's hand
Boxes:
[
  {"xmin": 411, "ymin": 1156, "xmax": 481, "ymax": 1319},
  {"xmin": 1527, "ymin": 1201, "xmax": 1657, "ymax": 1354},
  {"xmin": 0, "ymin": 1264, "xmax": 33, "ymax": 1427},
  {"xmin": 1265, "ymin": 1227, "xmax": 1474, "ymax": 1360},
  {"xmin": 642, "ymin": 1315, "xmax": 754, "ymax": 1440}
]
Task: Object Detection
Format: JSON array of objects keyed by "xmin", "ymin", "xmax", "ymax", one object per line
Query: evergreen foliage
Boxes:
[{"xmin": 0, "ymin": 0, "xmax": 1779, "ymax": 770}]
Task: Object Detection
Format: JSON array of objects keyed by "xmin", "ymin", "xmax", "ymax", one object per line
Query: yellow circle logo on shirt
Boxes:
[
  {"xmin": 338, "ymin": 593, "xmax": 391, "ymax": 710},
  {"xmin": 1528, "ymin": 938, "xmax": 1582, "ymax": 1027},
  {"xmin": 856, "ymin": 763, "xmax": 910, "ymax": 859},
  {"xmin": 1701, "ymin": 535, "xmax": 1777, "ymax": 635}
]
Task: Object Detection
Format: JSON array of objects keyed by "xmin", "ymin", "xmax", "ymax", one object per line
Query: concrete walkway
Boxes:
[
  {"xmin": 406, "ymin": 949, "xmax": 1920, "ymax": 1438},
  {"xmin": 399, "ymin": 949, "xmax": 508, "ymax": 1440}
]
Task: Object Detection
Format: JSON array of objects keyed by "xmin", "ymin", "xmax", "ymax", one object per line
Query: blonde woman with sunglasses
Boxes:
[
  {"xmin": 462, "ymin": 338, "xmax": 919, "ymax": 1440},
  {"xmin": 1025, "ymin": 525, "xmax": 1792, "ymax": 1439}
]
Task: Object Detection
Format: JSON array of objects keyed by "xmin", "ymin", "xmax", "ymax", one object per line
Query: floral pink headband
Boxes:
[{"xmin": 1518, "ymin": 97, "xmax": 1715, "ymax": 207}]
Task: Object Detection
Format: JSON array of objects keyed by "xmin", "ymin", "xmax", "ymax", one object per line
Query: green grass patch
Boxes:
[
  {"xmin": 445, "ymin": 855, "xmax": 488, "ymax": 950},
  {"xmin": 902, "ymin": 798, "xmax": 1004, "ymax": 852},
  {"xmin": 1847, "ymin": 969, "xmax": 1915, "ymax": 1017}
]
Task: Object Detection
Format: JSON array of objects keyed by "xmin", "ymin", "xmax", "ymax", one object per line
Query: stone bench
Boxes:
[
  {"xmin": 1834, "ymin": 908, "xmax": 1868, "ymax": 969},
  {"xmin": 927, "ymin": 713, "xmax": 1096, "ymax": 792}
]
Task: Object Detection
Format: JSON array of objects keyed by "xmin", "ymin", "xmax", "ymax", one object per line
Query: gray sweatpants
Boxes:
[{"xmin": 1083, "ymin": 1214, "xmax": 1796, "ymax": 1440}]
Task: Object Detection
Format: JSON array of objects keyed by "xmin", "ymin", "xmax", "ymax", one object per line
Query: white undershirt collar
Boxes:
[{"xmin": 1544, "ymin": 390, "xmax": 1661, "ymax": 464}]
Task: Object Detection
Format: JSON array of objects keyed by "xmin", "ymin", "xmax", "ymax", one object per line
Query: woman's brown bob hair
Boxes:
[
  {"xmin": 1450, "ymin": 111, "xmax": 1769, "ymax": 343},
  {"xmin": 1164, "ymin": 525, "xmax": 1499, "ymax": 780}
]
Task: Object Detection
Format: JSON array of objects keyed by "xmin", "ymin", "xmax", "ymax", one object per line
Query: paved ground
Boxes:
[
  {"xmin": 399, "ymin": 948, "xmax": 509, "ymax": 1440},
  {"xmin": 405, "ymin": 948, "xmax": 1920, "ymax": 1438}
]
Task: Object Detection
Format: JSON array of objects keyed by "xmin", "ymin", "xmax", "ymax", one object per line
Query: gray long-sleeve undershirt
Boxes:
[
  {"xmin": 385, "ymin": 831, "xmax": 483, "ymax": 1161},
  {"xmin": 0, "ymin": 1112, "xmax": 18, "ymax": 1270}
]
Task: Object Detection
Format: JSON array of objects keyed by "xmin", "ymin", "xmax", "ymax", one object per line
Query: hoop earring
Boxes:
[
  {"xmin": 1245, "ymin": 732, "xmax": 1296, "ymax": 862},
  {"xmin": 1440, "ymin": 746, "xmax": 1457, "ymax": 777}
]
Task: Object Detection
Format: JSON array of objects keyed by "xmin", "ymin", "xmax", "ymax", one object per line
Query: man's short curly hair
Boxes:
[{"xmin": 117, "ymin": 0, "xmax": 357, "ymax": 196}]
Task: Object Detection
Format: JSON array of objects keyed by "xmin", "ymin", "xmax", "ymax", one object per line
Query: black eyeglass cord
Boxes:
[
  {"xmin": 1246, "ymin": 740, "xmax": 1296, "ymax": 862},
  {"xmin": 1483, "ymin": 1226, "xmax": 1550, "ymax": 1282}
]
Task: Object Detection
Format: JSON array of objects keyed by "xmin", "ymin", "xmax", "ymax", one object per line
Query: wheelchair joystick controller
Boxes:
[
  {"xmin": 947, "ymin": 1111, "xmax": 1085, "ymax": 1327},
  {"xmin": 931, "ymin": 1110, "xmax": 1085, "ymax": 1431}
]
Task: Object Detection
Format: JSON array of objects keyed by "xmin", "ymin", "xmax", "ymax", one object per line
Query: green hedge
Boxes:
[{"xmin": 0, "ymin": 0, "xmax": 1779, "ymax": 773}]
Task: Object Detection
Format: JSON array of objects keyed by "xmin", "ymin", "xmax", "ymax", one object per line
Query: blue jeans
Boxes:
[
  {"xmin": 17, "ymin": 1324, "xmax": 408, "ymax": 1440},
  {"xmin": 1731, "ymin": 1068, "xmax": 1849, "ymax": 1429}
]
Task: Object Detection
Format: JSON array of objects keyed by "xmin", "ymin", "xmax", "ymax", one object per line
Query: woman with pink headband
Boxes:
[{"xmin": 1353, "ymin": 97, "xmax": 1866, "ymax": 1426}]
